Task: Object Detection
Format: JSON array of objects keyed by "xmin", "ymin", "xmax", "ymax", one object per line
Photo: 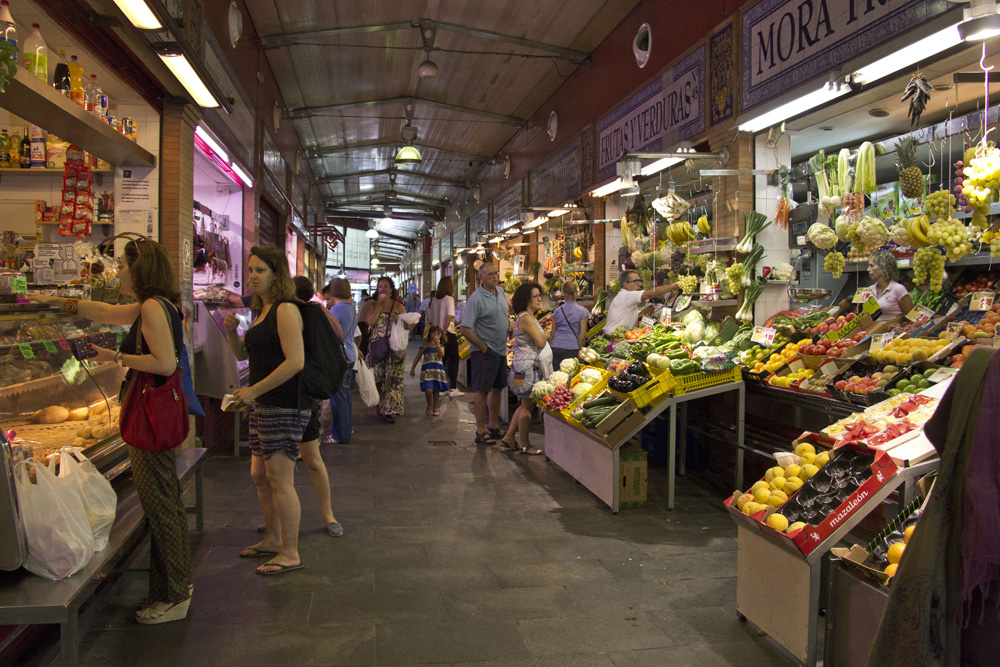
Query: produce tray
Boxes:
[
  {"xmin": 561, "ymin": 374, "xmax": 610, "ymax": 418},
  {"xmin": 671, "ymin": 365, "xmax": 741, "ymax": 396},
  {"xmin": 586, "ymin": 319, "xmax": 606, "ymax": 339},
  {"xmin": 608, "ymin": 369, "xmax": 674, "ymax": 409}
]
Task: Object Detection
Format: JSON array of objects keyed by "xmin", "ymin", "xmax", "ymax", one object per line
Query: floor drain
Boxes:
[{"xmin": 429, "ymin": 440, "xmax": 457, "ymax": 446}]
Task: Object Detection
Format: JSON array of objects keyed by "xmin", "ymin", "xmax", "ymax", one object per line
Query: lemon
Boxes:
[
  {"xmin": 787, "ymin": 521, "xmax": 807, "ymax": 534},
  {"xmin": 783, "ymin": 477, "xmax": 804, "ymax": 496},
  {"xmin": 769, "ymin": 476, "xmax": 787, "ymax": 492},
  {"xmin": 799, "ymin": 464, "xmax": 820, "ymax": 481},
  {"xmin": 814, "ymin": 452, "xmax": 831, "ymax": 468},
  {"xmin": 794, "ymin": 443, "xmax": 816, "ymax": 457},
  {"xmin": 751, "ymin": 480, "xmax": 770, "ymax": 494},
  {"xmin": 766, "ymin": 513, "xmax": 790, "ymax": 532},
  {"xmin": 884, "ymin": 563, "xmax": 898, "ymax": 578},
  {"xmin": 903, "ymin": 525, "xmax": 915, "ymax": 543},
  {"xmin": 766, "ymin": 490, "xmax": 788, "ymax": 508},
  {"xmin": 887, "ymin": 542, "xmax": 906, "ymax": 564},
  {"xmin": 753, "ymin": 487, "xmax": 772, "ymax": 504}
]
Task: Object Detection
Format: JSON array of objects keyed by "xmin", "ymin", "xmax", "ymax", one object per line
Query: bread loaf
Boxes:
[
  {"xmin": 68, "ymin": 407, "xmax": 89, "ymax": 421},
  {"xmin": 33, "ymin": 406, "xmax": 70, "ymax": 424}
]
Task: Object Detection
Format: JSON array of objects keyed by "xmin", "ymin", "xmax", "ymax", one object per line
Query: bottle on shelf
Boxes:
[
  {"xmin": 23, "ymin": 23, "xmax": 46, "ymax": 81},
  {"xmin": 68, "ymin": 55, "xmax": 84, "ymax": 108},
  {"xmin": 19, "ymin": 128, "xmax": 30, "ymax": 168},
  {"xmin": 28, "ymin": 124, "xmax": 44, "ymax": 168},
  {"xmin": 7, "ymin": 126, "xmax": 20, "ymax": 166},
  {"xmin": 0, "ymin": 129, "xmax": 9, "ymax": 168},
  {"xmin": 0, "ymin": 1, "xmax": 16, "ymax": 49},
  {"xmin": 53, "ymin": 49, "xmax": 69, "ymax": 96},
  {"xmin": 85, "ymin": 74, "xmax": 97, "ymax": 114}
]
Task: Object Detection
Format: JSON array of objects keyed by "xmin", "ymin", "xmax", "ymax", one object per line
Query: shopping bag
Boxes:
[
  {"xmin": 15, "ymin": 458, "xmax": 94, "ymax": 580},
  {"xmin": 391, "ymin": 312, "xmax": 421, "ymax": 353},
  {"xmin": 53, "ymin": 448, "xmax": 117, "ymax": 552},
  {"xmin": 355, "ymin": 357, "xmax": 380, "ymax": 407},
  {"xmin": 538, "ymin": 342, "xmax": 554, "ymax": 379}
]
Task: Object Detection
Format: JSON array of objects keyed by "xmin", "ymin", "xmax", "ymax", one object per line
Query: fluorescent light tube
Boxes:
[
  {"xmin": 640, "ymin": 157, "xmax": 684, "ymax": 176},
  {"xmin": 738, "ymin": 85, "xmax": 849, "ymax": 133},
  {"xmin": 853, "ymin": 24, "xmax": 962, "ymax": 85},
  {"xmin": 158, "ymin": 52, "xmax": 220, "ymax": 108},
  {"xmin": 195, "ymin": 125, "xmax": 228, "ymax": 161},
  {"xmin": 113, "ymin": 0, "xmax": 162, "ymax": 30},
  {"xmin": 230, "ymin": 162, "xmax": 253, "ymax": 186},
  {"xmin": 589, "ymin": 178, "xmax": 625, "ymax": 197}
]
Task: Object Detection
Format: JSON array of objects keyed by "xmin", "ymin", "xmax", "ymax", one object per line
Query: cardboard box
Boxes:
[
  {"xmin": 831, "ymin": 545, "xmax": 891, "ymax": 587},
  {"xmin": 591, "ymin": 395, "xmax": 638, "ymax": 436},
  {"xmin": 619, "ymin": 446, "xmax": 648, "ymax": 509},
  {"xmin": 825, "ymin": 313, "xmax": 876, "ymax": 343},
  {"xmin": 602, "ymin": 407, "xmax": 646, "ymax": 448}
]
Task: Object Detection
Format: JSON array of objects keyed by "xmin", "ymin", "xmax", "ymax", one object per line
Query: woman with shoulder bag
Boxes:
[
  {"xmin": 425, "ymin": 275, "xmax": 463, "ymax": 397},
  {"xmin": 365, "ymin": 276, "xmax": 411, "ymax": 422},
  {"xmin": 550, "ymin": 280, "xmax": 590, "ymax": 370},
  {"xmin": 28, "ymin": 238, "xmax": 193, "ymax": 624},
  {"xmin": 499, "ymin": 282, "xmax": 550, "ymax": 455},
  {"xmin": 223, "ymin": 246, "xmax": 309, "ymax": 576}
]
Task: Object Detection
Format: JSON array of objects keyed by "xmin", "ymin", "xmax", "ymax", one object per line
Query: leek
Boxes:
[
  {"xmin": 736, "ymin": 280, "xmax": 764, "ymax": 322},
  {"xmin": 838, "ymin": 148, "xmax": 852, "ymax": 194},
  {"xmin": 737, "ymin": 211, "xmax": 771, "ymax": 254},
  {"xmin": 741, "ymin": 243, "xmax": 765, "ymax": 286}
]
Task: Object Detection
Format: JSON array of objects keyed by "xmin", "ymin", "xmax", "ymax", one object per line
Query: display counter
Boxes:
[{"xmin": 191, "ymin": 300, "xmax": 247, "ymax": 455}]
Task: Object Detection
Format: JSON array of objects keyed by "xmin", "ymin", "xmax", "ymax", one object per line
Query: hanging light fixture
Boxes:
[
  {"xmin": 394, "ymin": 145, "xmax": 422, "ymax": 166},
  {"xmin": 366, "ymin": 227, "xmax": 379, "ymax": 239},
  {"xmin": 958, "ymin": 0, "xmax": 1000, "ymax": 40}
]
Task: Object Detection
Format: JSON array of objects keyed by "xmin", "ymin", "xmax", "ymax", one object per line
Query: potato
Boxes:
[
  {"xmin": 33, "ymin": 406, "xmax": 70, "ymax": 424},
  {"xmin": 73, "ymin": 437, "xmax": 88, "ymax": 447},
  {"xmin": 68, "ymin": 407, "xmax": 89, "ymax": 421},
  {"xmin": 92, "ymin": 425, "xmax": 110, "ymax": 440},
  {"xmin": 78, "ymin": 425, "xmax": 93, "ymax": 438}
]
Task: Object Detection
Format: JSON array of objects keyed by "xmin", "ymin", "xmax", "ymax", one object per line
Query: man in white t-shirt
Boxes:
[{"xmin": 602, "ymin": 270, "xmax": 679, "ymax": 335}]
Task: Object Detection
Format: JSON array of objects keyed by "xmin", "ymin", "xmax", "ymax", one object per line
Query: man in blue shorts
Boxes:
[{"xmin": 460, "ymin": 262, "xmax": 510, "ymax": 446}]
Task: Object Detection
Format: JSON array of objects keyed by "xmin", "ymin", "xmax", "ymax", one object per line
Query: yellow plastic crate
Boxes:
[
  {"xmin": 631, "ymin": 370, "xmax": 676, "ymax": 408},
  {"xmin": 560, "ymin": 375, "xmax": 610, "ymax": 418},
  {"xmin": 671, "ymin": 365, "xmax": 741, "ymax": 396},
  {"xmin": 586, "ymin": 319, "xmax": 606, "ymax": 339}
]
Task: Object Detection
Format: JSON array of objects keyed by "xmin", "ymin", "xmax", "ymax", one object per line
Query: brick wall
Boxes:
[{"xmin": 159, "ymin": 100, "xmax": 200, "ymax": 282}]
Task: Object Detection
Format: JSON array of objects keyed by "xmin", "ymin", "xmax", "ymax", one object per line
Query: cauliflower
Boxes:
[
  {"xmin": 559, "ymin": 358, "xmax": 580, "ymax": 376},
  {"xmin": 631, "ymin": 250, "xmax": 644, "ymax": 268},
  {"xmin": 770, "ymin": 263, "xmax": 795, "ymax": 281},
  {"xmin": 548, "ymin": 371, "xmax": 569, "ymax": 386},
  {"xmin": 577, "ymin": 368, "xmax": 603, "ymax": 385},
  {"xmin": 531, "ymin": 381, "xmax": 554, "ymax": 400},
  {"xmin": 857, "ymin": 216, "xmax": 889, "ymax": 248},
  {"xmin": 807, "ymin": 222, "xmax": 838, "ymax": 250},
  {"xmin": 890, "ymin": 221, "xmax": 913, "ymax": 248},
  {"xmin": 658, "ymin": 245, "xmax": 672, "ymax": 262}
]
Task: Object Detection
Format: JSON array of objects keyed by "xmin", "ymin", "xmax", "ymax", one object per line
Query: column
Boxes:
[{"xmin": 159, "ymin": 99, "xmax": 200, "ymax": 286}]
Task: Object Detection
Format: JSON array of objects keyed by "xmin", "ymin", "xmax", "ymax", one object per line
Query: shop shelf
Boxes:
[
  {"xmin": 688, "ymin": 299, "xmax": 738, "ymax": 307},
  {"xmin": 0, "ymin": 167, "xmax": 111, "ymax": 174},
  {"xmin": 0, "ymin": 68, "xmax": 154, "ymax": 169},
  {"xmin": 671, "ymin": 365, "xmax": 741, "ymax": 395},
  {"xmin": 689, "ymin": 237, "xmax": 739, "ymax": 254}
]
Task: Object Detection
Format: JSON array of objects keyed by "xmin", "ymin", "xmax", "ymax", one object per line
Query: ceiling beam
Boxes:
[
  {"xmin": 317, "ymin": 168, "xmax": 467, "ymax": 188},
  {"xmin": 307, "ymin": 141, "xmax": 491, "ymax": 162},
  {"xmin": 288, "ymin": 96, "xmax": 525, "ymax": 127},
  {"xmin": 325, "ymin": 189, "xmax": 451, "ymax": 205},
  {"xmin": 259, "ymin": 19, "xmax": 589, "ymax": 65}
]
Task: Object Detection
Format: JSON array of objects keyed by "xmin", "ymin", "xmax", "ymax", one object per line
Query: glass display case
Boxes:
[{"xmin": 0, "ymin": 306, "xmax": 128, "ymax": 472}]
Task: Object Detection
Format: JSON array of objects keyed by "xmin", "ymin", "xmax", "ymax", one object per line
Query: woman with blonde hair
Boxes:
[
  {"xmin": 550, "ymin": 280, "xmax": 589, "ymax": 369},
  {"xmin": 425, "ymin": 274, "xmax": 463, "ymax": 397},
  {"xmin": 224, "ymin": 246, "xmax": 309, "ymax": 575}
]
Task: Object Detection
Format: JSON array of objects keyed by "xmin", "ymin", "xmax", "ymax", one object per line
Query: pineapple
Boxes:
[{"xmin": 897, "ymin": 137, "xmax": 925, "ymax": 199}]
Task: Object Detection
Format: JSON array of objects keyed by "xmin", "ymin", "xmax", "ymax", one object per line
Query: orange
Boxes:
[
  {"xmin": 884, "ymin": 563, "xmax": 898, "ymax": 578},
  {"xmin": 887, "ymin": 542, "xmax": 906, "ymax": 565},
  {"xmin": 903, "ymin": 525, "xmax": 915, "ymax": 543}
]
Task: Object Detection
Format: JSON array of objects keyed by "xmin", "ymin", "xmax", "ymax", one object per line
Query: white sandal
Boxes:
[
  {"xmin": 138, "ymin": 584, "xmax": 193, "ymax": 611},
  {"xmin": 134, "ymin": 596, "xmax": 191, "ymax": 624}
]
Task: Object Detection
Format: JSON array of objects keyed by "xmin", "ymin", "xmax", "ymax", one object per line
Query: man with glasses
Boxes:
[
  {"xmin": 460, "ymin": 262, "xmax": 511, "ymax": 446},
  {"xmin": 602, "ymin": 270, "xmax": 679, "ymax": 336}
]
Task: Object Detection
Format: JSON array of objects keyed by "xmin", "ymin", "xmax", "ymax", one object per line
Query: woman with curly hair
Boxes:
[
  {"xmin": 499, "ymin": 282, "xmax": 550, "ymax": 455},
  {"xmin": 868, "ymin": 250, "xmax": 913, "ymax": 321}
]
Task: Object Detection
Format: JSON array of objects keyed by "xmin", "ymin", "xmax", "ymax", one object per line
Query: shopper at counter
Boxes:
[
  {"xmin": 868, "ymin": 250, "xmax": 913, "ymax": 321},
  {"xmin": 28, "ymin": 239, "xmax": 194, "ymax": 623},
  {"xmin": 460, "ymin": 262, "xmax": 510, "ymax": 446},
  {"xmin": 602, "ymin": 271, "xmax": 679, "ymax": 335},
  {"xmin": 425, "ymin": 275, "xmax": 463, "ymax": 397},
  {"xmin": 499, "ymin": 282, "xmax": 549, "ymax": 456},
  {"xmin": 357, "ymin": 291, "xmax": 375, "ymax": 358},
  {"xmin": 550, "ymin": 280, "xmax": 589, "ymax": 369},
  {"xmin": 224, "ymin": 246, "xmax": 309, "ymax": 576},
  {"xmin": 292, "ymin": 276, "xmax": 344, "ymax": 537},
  {"xmin": 324, "ymin": 278, "xmax": 361, "ymax": 445}
]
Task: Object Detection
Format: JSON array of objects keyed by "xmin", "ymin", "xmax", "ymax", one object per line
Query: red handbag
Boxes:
[{"xmin": 119, "ymin": 299, "xmax": 189, "ymax": 452}]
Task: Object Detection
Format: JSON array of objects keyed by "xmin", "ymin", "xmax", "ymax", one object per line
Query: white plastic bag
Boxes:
[
  {"xmin": 391, "ymin": 312, "xmax": 421, "ymax": 353},
  {"xmin": 15, "ymin": 458, "xmax": 94, "ymax": 580},
  {"xmin": 538, "ymin": 342, "xmax": 554, "ymax": 379},
  {"xmin": 53, "ymin": 448, "xmax": 117, "ymax": 552},
  {"xmin": 355, "ymin": 357, "xmax": 380, "ymax": 407}
]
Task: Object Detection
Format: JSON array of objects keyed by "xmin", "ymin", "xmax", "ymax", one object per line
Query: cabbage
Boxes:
[
  {"xmin": 531, "ymin": 381, "xmax": 554, "ymax": 400},
  {"xmin": 684, "ymin": 320, "xmax": 705, "ymax": 343},
  {"xmin": 548, "ymin": 371, "xmax": 569, "ymax": 386},
  {"xmin": 681, "ymin": 309, "xmax": 705, "ymax": 326},
  {"xmin": 559, "ymin": 358, "xmax": 580, "ymax": 375},
  {"xmin": 572, "ymin": 382, "xmax": 593, "ymax": 398},
  {"xmin": 578, "ymin": 368, "xmax": 603, "ymax": 385},
  {"xmin": 704, "ymin": 319, "xmax": 722, "ymax": 341}
]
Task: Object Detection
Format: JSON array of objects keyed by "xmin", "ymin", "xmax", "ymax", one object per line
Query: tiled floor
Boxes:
[{"xmin": 74, "ymin": 346, "xmax": 790, "ymax": 666}]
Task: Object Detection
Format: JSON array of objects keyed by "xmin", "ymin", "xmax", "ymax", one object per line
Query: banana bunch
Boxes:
[
  {"xmin": 907, "ymin": 214, "xmax": 930, "ymax": 247},
  {"xmin": 667, "ymin": 220, "xmax": 696, "ymax": 245},
  {"xmin": 696, "ymin": 215, "xmax": 711, "ymax": 235}
]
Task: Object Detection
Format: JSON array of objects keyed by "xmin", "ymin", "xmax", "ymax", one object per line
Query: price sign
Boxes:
[
  {"xmin": 56, "ymin": 337, "xmax": 71, "ymax": 351},
  {"xmin": 42, "ymin": 339, "xmax": 57, "ymax": 354},
  {"xmin": 870, "ymin": 333, "xmax": 894, "ymax": 354},
  {"xmin": 11, "ymin": 276, "xmax": 27, "ymax": 293},
  {"xmin": 819, "ymin": 359, "xmax": 840, "ymax": 376},
  {"xmin": 853, "ymin": 286, "xmax": 875, "ymax": 303},
  {"xmin": 897, "ymin": 258, "xmax": 911, "ymax": 268},
  {"xmin": 751, "ymin": 326, "xmax": 776, "ymax": 346},
  {"xmin": 660, "ymin": 309, "xmax": 673, "ymax": 326},
  {"xmin": 673, "ymin": 295, "xmax": 692, "ymax": 312},
  {"xmin": 970, "ymin": 291, "xmax": 995, "ymax": 311},
  {"xmin": 861, "ymin": 297, "xmax": 882, "ymax": 317},
  {"xmin": 787, "ymin": 358, "xmax": 805, "ymax": 372},
  {"xmin": 640, "ymin": 316, "xmax": 656, "ymax": 328},
  {"xmin": 906, "ymin": 305, "xmax": 935, "ymax": 324},
  {"xmin": 945, "ymin": 322, "xmax": 963, "ymax": 340},
  {"xmin": 18, "ymin": 343, "xmax": 34, "ymax": 359},
  {"xmin": 927, "ymin": 367, "xmax": 959, "ymax": 383}
]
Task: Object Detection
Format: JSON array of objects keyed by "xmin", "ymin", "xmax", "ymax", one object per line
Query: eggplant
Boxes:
[{"xmin": 626, "ymin": 362, "xmax": 650, "ymax": 380}]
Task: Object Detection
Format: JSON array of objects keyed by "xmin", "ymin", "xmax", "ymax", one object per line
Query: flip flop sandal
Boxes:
[
  {"xmin": 474, "ymin": 432, "xmax": 496, "ymax": 446},
  {"xmin": 487, "ymin": 427, "xmax": 505, "ymax": 439},
  {"xmin": 499, "ymin": 438, "xmax": 518, "ymax": 449},
  {"xmin": 255, "ymin": 562, "xmax": 304, "ymax": 576},
  {"xmin": 239, "ymin": 546, "xmax": 279, "ymax": 558},
  {"xmin": 519, "ymin": 446, "xmax": 544, "ymax": 456}
]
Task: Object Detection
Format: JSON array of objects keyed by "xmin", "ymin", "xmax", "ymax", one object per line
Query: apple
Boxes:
[
  {"xmin": 818, "ymin": 324, "xmax": 829, "ymax": 333},
  {"xmin": 835, "ymin": 380, "xmax": 848, "ymax": 390},
  {"xmin": 846, "ymin": 312, "xmax": 857, "ymax": 321}
]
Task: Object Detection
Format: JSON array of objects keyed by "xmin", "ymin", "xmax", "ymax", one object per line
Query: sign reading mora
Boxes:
[
  {"xmin": 742, "ymin": 0, "xmax": 944, "ymax": 110},
  {"xmin": 597, "ymin": 46, "xmax": 706, "ymax": 182}
]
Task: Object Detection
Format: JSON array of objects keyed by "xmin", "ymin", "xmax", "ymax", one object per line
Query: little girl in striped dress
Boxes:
[{"xmin": 410, "ymin": 325, "xmax": 449, "ymax": 416}]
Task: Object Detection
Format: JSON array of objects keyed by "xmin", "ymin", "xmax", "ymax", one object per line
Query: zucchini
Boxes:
[{"xmin": 582, "ymin": 396, "xmax": 618, "ymax": 410}]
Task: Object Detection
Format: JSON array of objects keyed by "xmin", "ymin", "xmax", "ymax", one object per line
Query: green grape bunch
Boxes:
[
  {"xmin": 914, "ymin": 246, "xmax": 946, "ymax": 291},
  {"xmin": 926, "ymin": 217, "xmax": 973, "ymax": 262},
  {"xmin": 991, "ymin": 236, "xmax": 1000, "ymax": 259},
  {"xmin": 725, "ymin": 263, "xmax": 744, "ymax": 293},
  {"xmin": 923, "ymin": 190, "xmax": 956, "ymax": 219},
  {"xmin": 961, "ymin": 146, "xmax": 1000, "ymax": 210},
  {"xmin": 676, "ymin": 274, "xmax": 699, "ymax": 294},
  {"xmin": 823, "ymin": 251, "xmax": 846, "ymax": 279}
]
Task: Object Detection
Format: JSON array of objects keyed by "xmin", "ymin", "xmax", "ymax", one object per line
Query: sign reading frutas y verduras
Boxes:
[{"xmin": 742, "ymin": 0, "xmax": 945, "ymax": 111}]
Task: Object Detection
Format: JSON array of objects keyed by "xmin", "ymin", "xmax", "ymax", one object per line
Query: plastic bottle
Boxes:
[
  {"xmin": 0, "ymin": 1, "xmax": 17, "ymax": 49},
  {"xmin": 53, "ymin": 50, "xmax": 69, "ymax": 96},
  {"xmin": 19, "ymin": 128, "xmax": 30, "ymax": 168},
  {"xmin": 7, "ymin": 127, "xmax": 20, "ymax": 166},
  {"xmin": 0, "ymin": 130, "xmax": 9, "ymax": 168},
  {"xmin": 68, "ymin": 55, "xmax": 84, "ymax": 108},
  {"xmin": 29, "ymin": 124, "xmax": 44, "ymax": 168},
  {"xmin": 23, "ymin": 23, "xmax": 46, "ymax": 81},
  {"xmin": 85, "ymin": 74, "xmax": 97, "ymax": 115}
]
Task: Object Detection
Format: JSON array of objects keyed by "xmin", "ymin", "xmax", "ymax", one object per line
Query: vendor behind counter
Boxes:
[
  {"xmin": 867, "ymin": 250, "xmax": 913, "ymax": 321},
  {"xmin": 603, "ymin": 270, "xmax": 679, "ymax": 335}
]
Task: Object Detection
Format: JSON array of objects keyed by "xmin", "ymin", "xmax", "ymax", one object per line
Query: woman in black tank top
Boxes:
[{"xmin": 224, "ymin": 246, "xmax": 309, "ymax": 576}]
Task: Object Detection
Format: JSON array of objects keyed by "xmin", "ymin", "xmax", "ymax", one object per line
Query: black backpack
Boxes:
[{"xmin": 295, "ymin": 300, "xmax": 349, "ymax": 400}]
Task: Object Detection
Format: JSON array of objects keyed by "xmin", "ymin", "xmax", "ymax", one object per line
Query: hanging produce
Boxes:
[
  {"xmin": 895, "ymin": 136, "xmax": 925, "ymax": 199},
  {"xmin": 809, "ymin": 151, "xmax": 842, "ymax": 217},
  {"xmin": 913, "ymin": 246, "xmax": 946, "ymax": 291},
  {"xmin": 806, "ymin": 222, "xmax": 838, "ymax": 250},
  {"xmin": 774, "ymin": 165, "xmax": 792, "ymax": 230},
  {"xmin": 959, "ymin": 142, "xmax": 1000, "ymax": 228},
  {"xmin": 725, "ymin": 262, "xmax": 744, "ymax": 294},
  {"xmin": 696, "ymin": 214, "xmax": 711, "ymax": 235},
  {"xmin": 651, "ymin": 183, "xmax": 690, "ymax": 221},
  {"xmin": 901, "ymin": 73, "xmax": 932, "ymax": 127},
  {"xmin": 856, "ymin": 216, "xmax": 890, "ymax": 249},
  {"xmin": 737, "ymin": 211, "xmax": 771, "ymax": 254},
  {"xmin": 927, "ymin": 217, "xmax": 973, "ymax": 262},
  {"xmin": 824, "ymin": 251, "xmax": 846, "ymax": 279},
  {"xmin": 741, "ymin": 243, "xmax": 766, "ymax": 286},
  {"xmin": 907, "ymin": 214, "xmax": 931, "ymax": 247},
  {"xmin": 838, "ymin": 148, "xmax": 852, "ymax": 194},
  {"xmin": 889, "ymin": 219, "xmax": 913, "ymax": 248},
  {"xmin": 853, "ymin": 142, "xmax": 877, "ymax": 194},
  {"xmin": 735, "ymin": 280, "xmax": 765, "ymax": 322}
]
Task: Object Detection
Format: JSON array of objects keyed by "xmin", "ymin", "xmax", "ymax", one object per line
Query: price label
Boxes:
[
  {"xmin": 819, "ymin": 359, "xmax": 840, "ymax": 376},
  {"xmin": 853, "ymin": 286, "xmax": 875, "ymax": 303},
  {"xmin": 970, "ymin": 291, "xmax": 995, "ymax": 311},
  {"xmin": 927, "ymin": 367, "xmax": 959, "ymax": 383},
  {"xmin": 906, "ymin": 305, "xmax": 935, "ymax": 324},
  {"xmin": 42, "ymin": 339, "xmax": 57, "ymax": 354},
  {"xmin": 660, "ymin": 309, "xmax": 673, "ymax": 326},
  {"xmin": 751, "ymin": 326, "xmax": 776, "ymax": 346},
  {"xmin": 945, "ymin": 322, "xmax": 963, "ymax": 340},
  {"xmin": 11, "ymin": 276, "xmax": 27, "ymax": 293},
  {"xmin": 640, "ymin": 316, "xmax": 656, "ymax": 328},
  {"xmin": 869, "ymin": 333, "xmax": 894, "ymax": 354},
  {"xmin": 56, "ymin": 337, "xmax": 71, "ymax": 351},
  {"xmin": 18, "ymin": 343, "xmax": 34, "ymax": 359},
  {"xmin": 897, "ymin": 258, "xmax": 911, "ymax": 268},
  {"xmin": 861, "ymin": 297, "xmax": 882, "ymax": 317},
  {"xmin": 674, "ymin": 295, "xmax": 692, "ymax": 312},
  {"xmin": 787, "ymin": 358, "xmax": 805, "ymax": 372}
]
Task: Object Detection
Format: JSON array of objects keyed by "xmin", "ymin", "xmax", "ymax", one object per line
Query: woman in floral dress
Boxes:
[{"xmin": 365, "ymin": 276, "xmax": 409, "ymax": 422}]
